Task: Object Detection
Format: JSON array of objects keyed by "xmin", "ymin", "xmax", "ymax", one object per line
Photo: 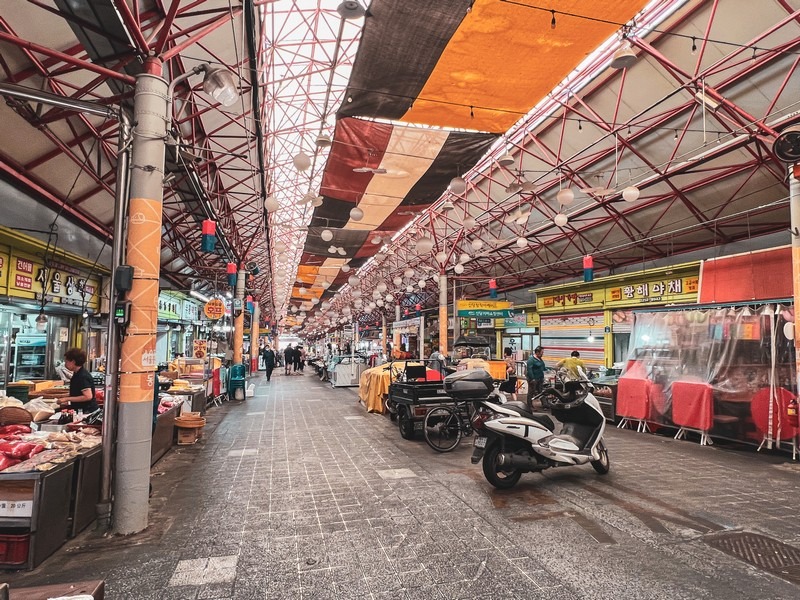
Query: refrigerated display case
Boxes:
[{"xmin": 11, "ymin": 334, "xmax": 46, "ymax": 382}]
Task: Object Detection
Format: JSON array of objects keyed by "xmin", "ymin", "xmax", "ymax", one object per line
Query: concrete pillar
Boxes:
[
  {"xmin": 452, "ymin": 278, "xmax": 460, "ymax": 341},
  {"xmin": 115, "ymin": 62, "xmax": 167, "ymax": 534},
  {"xmin": 789, "ymin": 170, "xmax": 800, "ymax": 446},
  {"xmin": 381, "ymin": 313, "xmax": 387, "ymax": 356},
  {"xmin": 233, "ymin": 269, "xmax": 245, "ymax": 364},
  {"xmin": 438, "ymin": 274, "xmax": 448, "ymax": 355},
  {"xmin": 393, "ymin": 303, "xmax": 401, "ymax": 351}
]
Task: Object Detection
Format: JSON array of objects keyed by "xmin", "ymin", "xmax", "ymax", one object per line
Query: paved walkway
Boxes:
[{"xmin": 6, "ymin": 370, "xmax": 800, "ymax": 599}]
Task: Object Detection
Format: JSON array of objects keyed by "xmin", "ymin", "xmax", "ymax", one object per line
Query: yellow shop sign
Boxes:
[{"xmin": 605, "ymin": 276, "xmax": 698, "ymax": 307}]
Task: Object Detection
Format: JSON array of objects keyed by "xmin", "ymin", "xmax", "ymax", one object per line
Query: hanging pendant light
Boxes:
[
  {"xmin": 315, "ymin": 133, "xmax": 332, "ymax": 148},
  {"xmin": 416, "ymin": 237, "xmax": 434, "ymax": 254},
  {"xmin": 554, "ymin": 213, "xmax": 569, "ymax": 227},
  {"xmin": 471, "ymin": 239, "xmax": 484, "ymax": 251},
  {"xmin": 463, "ymin": 216, "xmax": 477, "ymax": 229},
  {"xmin": 435, "ymin": 251, "xmax": 448, "ymax": 263},
  {"xmin": 321, "ymin": 229, "xmax": 333, "ymax": 242},
  {"xmin": 292, "ymin": 151, "xmax": 311, "ymax": 172},
  {"xmin": 516, "ymin": 237, "xmax": 528, "ymax": 248},
  {"xmin": 454, "ymin": 263, "xmax": 465, "ymax": 274},
  {"xmin": 264, "ymin": 195, "xmax": 279, "ymax": 212},
  {"xmin": 449, "ymin": 176, "xmax": 467, "ymax": 195},
  {"xmin": 622, "ymin": 186, "xmax": 640, "ymax": 202},
  {"xmin": 393, "ymin": 276, "xmax": 403, "ymax": 286},
  {"xmin": 349, "ymin": 206, "xmax": 364, "ymax": 221},
  {"xmin": 498, "ymin": 151, "xmax": 514, "ymax": 166},
  {"xmin": 610, "ymin": 43, "xmax": 637, "ymax": 70},
  {"xmin": 557, "ymin": 188, "xmax": 575, "ymax": 206}
]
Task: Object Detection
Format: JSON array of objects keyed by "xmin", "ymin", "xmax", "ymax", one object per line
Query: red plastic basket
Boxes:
[{"xmin": 0, "ymin": 532, "xmax": 30, "ymax": 565}]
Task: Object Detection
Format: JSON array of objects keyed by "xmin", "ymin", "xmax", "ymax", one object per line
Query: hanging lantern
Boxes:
[
  {"xmin": 201, "ymin": 219, "xmax": 217, "ymax": 253},
  {"xmin": 622, "ymin": 185, "xmax": 640, "ymax": 203},
  {"xmin": 556, "ymin": 188, "xmax": 575, "ymax": 206},
  {"xmin": 292, "ymin": 151, "xmax": 311, "ymax": 171},
  {"xmin": 246, "ymin": 295, "xmax": 254, "ymax": 313},
  {"xmin": 583, "ymin": 255, "xmax": 594, "ymax": 282},
  {"xmin": 226, "ymin": 262, "xmax": 237, "ymax": 287},
  {"xmin": 489, "ymin": 278, "xmax": 498, "ymax": 299}
]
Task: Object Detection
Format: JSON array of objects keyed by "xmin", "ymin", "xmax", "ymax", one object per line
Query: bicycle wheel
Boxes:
[{"xmin": 423, "ymin": 406, "xmax": 463, "ymax": 452}]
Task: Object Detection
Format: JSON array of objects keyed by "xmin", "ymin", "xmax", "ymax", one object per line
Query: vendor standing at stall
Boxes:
[{"xmin": 56, "ymin": 347, "xmax": 98, "ymax": 413}]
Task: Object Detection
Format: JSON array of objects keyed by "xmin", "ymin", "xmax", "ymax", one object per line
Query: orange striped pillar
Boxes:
[
  {"xmin": 115, "ymin": 64, "xmax": 167, "ymax": 534},
  {"xmin": 233, "ymin": 269, "xmax": 245, "ymax": 364},
  {"xmin": 439, "ymin": 274, "xmax": 448, "ymax": 355}
]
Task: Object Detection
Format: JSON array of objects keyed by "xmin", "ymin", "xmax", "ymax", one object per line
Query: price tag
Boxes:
[{"xmin": 0, "ymin": 500, "xmax": 33, "ymax": 517}]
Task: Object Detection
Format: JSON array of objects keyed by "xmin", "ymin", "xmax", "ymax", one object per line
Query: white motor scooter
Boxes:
[{"xmin": 445, "ymin": 369, "xmax": 609, "ymax": 489}]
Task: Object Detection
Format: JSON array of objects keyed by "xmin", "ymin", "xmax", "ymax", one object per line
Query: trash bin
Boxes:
[{"xmin": 228, "ymin": 363, "xmax": 246, "ymax": 401}]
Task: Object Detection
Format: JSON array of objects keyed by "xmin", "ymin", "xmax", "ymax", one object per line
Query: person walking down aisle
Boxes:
[
  {"xmin": 526, "ymin": 346, "xmax": 547, "ymax": 409},
  {"xmin": 262, "ymin": 345, "xmax": 276, "ymax": 382},
  {"xmin": 293, "ymin": 346, "xmax": 302, "ymax": 373},
  {"xmin": 284, "ymin": 345, "xmax": 294, "ymax": 376},
  {"xmin": 499, "ymin": 347, "xmax": 518, "ymax": 402},
  {"xmin": 557, "ymin": 350, "xmax": 586, "ymax": 380}
]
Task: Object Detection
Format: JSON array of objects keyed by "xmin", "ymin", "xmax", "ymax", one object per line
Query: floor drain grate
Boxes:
[{"xmin": 705, "ymin": 531, "xmax": 800, "ymax": 585}]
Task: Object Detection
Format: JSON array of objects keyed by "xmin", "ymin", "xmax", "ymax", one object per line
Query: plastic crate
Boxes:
[{"xmin": 0, "ymin": 530, "xmax": 30, "ymax": 566}]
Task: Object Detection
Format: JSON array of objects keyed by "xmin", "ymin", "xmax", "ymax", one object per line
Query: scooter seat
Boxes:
[{"xmin": 504, "ymin": 402, "xmax": 555, "ymax": 431}]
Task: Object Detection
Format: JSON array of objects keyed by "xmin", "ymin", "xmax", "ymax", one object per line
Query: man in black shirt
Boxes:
[
  {"xmin": 283, "ymin": 344, "xmax": 294, "ymax": 376},
  {"xmin": 57, "ymin": 347, "xmax": 98, "ymax": 412}
]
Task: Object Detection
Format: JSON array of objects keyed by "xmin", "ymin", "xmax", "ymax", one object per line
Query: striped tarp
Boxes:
[
  {"xmin": 339, "ymin": 0, "xmax": 650, "ymax": 132},
  {"xmin": 295, "ymin": 117, "xmax": 496, "ymax": 310}
]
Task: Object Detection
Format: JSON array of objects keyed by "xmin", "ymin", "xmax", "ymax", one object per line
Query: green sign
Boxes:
[{"xmin": 458, "ymin": 309, "xmax": 515, "ymax": 318}]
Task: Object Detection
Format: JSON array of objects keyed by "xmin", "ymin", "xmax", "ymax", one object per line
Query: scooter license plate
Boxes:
[{"xmin": 474, "ymin": 436, "xmax": 487, "ymax": 448}]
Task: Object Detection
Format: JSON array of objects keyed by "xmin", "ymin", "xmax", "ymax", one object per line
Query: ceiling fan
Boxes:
[{"xmin": 353, "ymin": 165, "xmax": 387, "ymax": 174}]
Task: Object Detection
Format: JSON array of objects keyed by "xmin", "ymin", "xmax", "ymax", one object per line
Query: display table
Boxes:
[
  {"xmin": 592, "ymin": 377, "xmax": 618, "ymax": 422},
  {"xmin": 169, "ymin": 388, "xmax": 207, "ymax": 415},
  {"xmin": 0, "ymin": 460, "xmax": 74, "ymax": 570},
  {"xmin": 9, "ymin": 579, "xmax": 104, "ymax": 599},
  {"xmin": 70, "ymin": 446, "xmax": 101, "ymax": 537},
  {"xmin": 151, "ymin": 403, "xmax": 180, "ymax": 466}
]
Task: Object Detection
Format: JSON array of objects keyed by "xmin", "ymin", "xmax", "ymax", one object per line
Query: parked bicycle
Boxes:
[{"xmin": 422, "ymin": 397, "xmax": 475, "ymax": 452}]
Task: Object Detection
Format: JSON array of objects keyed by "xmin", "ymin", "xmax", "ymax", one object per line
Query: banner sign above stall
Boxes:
[
  {"xmin": 457, "ymin": 300, "xmax": 512, "ymax": 318},
  {"xmin": 157, "ymin": 292, "xmax": 182, "ymax": 321},
  {"xmin": 538, "ymin": 291, "xmax": 603, "ymax": 311},
  {"xmin": 204, "ymin": 298, "xmax": 226, "ymax": 320},
  {"xmin": 392, "ymin": 316, "xmax": 422, "ymax": 333},
  {"xmin": 182, "ymin": 300, "xmax": 199, "ymax": 322},
  {"xmin": 502, "ymin": 313, "xmax": 527, "ymax": 328},
  {"xmin": 193, "ymin": 339, "xmax": 208, "ymax": 359},
  {"xmin": 535, "ymin": 263, "xmax": 700, "ymax": 313},
  {"xmin": 605, "ymin": 275, "xmax": 698, "ymax": 307},
  {"xmin": 0, "ymin": 250, "xmax": 8, "ymax": 296},
  {"xmin": 8, "ymin": 250, "xmax": 101, "ymax": 310}
]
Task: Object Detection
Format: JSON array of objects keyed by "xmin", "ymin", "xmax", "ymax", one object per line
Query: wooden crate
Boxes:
[{"xmin": 176, "ymin": 427, "xmax": 201, "ymax": 445}]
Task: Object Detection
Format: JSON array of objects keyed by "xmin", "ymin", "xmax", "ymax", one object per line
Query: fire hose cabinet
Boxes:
[{"xmin": 0, "ymin": 460, "xmax": 74, "ymax": 570}]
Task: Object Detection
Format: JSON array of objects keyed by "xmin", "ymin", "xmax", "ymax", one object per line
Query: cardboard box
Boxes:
[{"xmin": 33, "ymin": 380, "xmax": 59, "ymax": 392}]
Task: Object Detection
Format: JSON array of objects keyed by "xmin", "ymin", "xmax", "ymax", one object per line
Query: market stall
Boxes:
[
  {"xmin": 164, "ymin": 357, "xmax": 212, "ymax": 414},
  {"xmin": 0, "ymin": 404, "xmax": 102, "ymax": 570},
  {"xmin": 620, "ymin": 303, "xmax": 797, "ymax": 449}
]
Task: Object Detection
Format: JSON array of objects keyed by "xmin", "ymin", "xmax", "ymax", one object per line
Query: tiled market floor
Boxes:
[{"xmin": 6, "ymin": 369, "xmax": 800, "ymax": 599}]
